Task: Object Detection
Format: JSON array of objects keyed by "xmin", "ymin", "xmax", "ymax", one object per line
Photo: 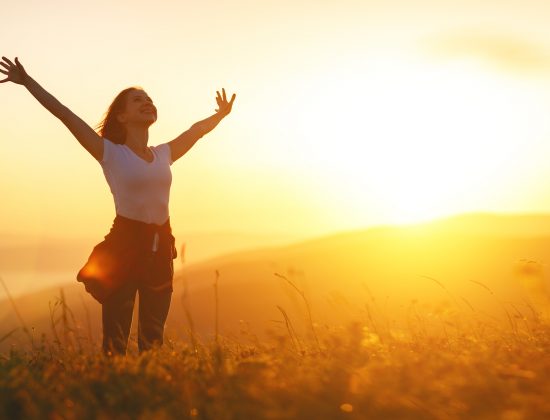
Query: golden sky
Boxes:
[{"xmin": 3, "ymin": 0, "xmax": 550, "ymax": 241}]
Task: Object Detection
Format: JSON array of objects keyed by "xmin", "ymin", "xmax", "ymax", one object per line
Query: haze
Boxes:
[{"xmin": 2, "ymin": 0, "xmax": 550, "ymax": 245}]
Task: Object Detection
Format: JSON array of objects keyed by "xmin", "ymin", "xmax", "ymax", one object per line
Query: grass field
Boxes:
[{"xmin": 1, "ymin": 285, "xmax": 549, "ymax": 420}]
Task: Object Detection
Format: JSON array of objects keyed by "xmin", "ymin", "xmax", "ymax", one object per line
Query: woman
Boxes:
[{"xmin": 0, "ymin": 56, "xmax": 236, "ymax": 355}]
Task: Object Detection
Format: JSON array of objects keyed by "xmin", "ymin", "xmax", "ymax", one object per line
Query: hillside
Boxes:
[{"xmin": 1, "ymin": 213, "xmax": 550, "ymax": 351}]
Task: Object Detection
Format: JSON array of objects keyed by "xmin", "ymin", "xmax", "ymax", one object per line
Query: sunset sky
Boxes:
[{"xmin": 3, "ymin": 0, "xmax": 550, "ymax": 242}]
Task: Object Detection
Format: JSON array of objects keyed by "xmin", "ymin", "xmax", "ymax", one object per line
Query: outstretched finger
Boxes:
[
  {"xmin": 14, "ymin": 57, "xmax": 25, "ymax": 70},
  {"xmin": 222, "ymin": 88, "xmax": 226, "ymax": 101},
  {"xmin": 0, "ymin": 69, "xmax": 8, "ymax": 75},
  {"xmin": 229, "ymin": 93, "xmax": 236, "ymax": 104},
  {"xmin": 0, "ymin": 78, "xmax": 9, "ymax": 83},
  {"xmin": 0, "ymin": 61, "xmax": 10, "ymax": 70},
  {"xmin": 2, "ymin": 56, "xmax": 15, "ymax": 66}
]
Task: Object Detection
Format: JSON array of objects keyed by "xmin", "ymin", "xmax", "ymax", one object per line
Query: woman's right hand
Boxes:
[{"xmin": 0, "ymin": 56, "xmax": 29, "ymax": 85}]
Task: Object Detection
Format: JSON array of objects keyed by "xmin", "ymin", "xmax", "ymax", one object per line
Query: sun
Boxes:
[{"xmin": 276, "ymin": 51, "xmax": 545, "ymax": 226}]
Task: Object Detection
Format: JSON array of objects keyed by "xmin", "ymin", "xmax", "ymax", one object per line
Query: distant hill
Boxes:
[
  {"xmin": 414, "ymin": 212, "xmax": 550, "ymax": 237},
  {"xmin": 174, "ymin": 212, "xmax": 550, "ymax": 336},
  {"xmin": 1, "ymin": 212, "xmax": 550, "ymax": 351},
  {"xmin": 0, "ymin": 230, "xmax": 300, "ymax": 297}
]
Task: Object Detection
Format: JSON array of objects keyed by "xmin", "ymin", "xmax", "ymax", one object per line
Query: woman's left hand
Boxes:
[{"xmin": 215, "ymin": 88, "xmax": 236, "ymax": 117}]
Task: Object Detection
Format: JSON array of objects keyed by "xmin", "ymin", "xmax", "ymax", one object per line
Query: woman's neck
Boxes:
[{"xmin": 124, "ymin": 125, "xmax": 149, "ymax": 151}]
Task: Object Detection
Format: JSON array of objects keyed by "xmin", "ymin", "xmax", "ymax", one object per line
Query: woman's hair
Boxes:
[{"xmin": 95, "ymin": 86, "xmax": 142, "ymax": 144}]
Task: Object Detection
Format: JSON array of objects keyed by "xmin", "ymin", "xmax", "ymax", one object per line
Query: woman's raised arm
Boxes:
[
  {"xmin": 166, "ymin": 88, "xmax": 236, "ymax": 164},
  {"xmin": 0, "ymin": 56, "xmax": 103, "ymax": 161}
]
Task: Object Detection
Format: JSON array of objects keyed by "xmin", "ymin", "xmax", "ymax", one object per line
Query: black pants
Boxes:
[{"xmin": 102, "ymin": 249, "xmax": 173, "ymax": 356}]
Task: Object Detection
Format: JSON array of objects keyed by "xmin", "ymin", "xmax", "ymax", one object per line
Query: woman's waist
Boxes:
[{"xmin": 106, "ymin": 213, "xmax": 174, "ymax": 243}]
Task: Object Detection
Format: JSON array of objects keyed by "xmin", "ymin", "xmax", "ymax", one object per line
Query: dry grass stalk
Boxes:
[
  {"xmin": 276, "ymin": 304, "xmax": 302, "ymax": 354},
  {"xmin": 274, "ymin": 272, "xmax": 321, "ymax": 352},
  {"xmin": 0, "ymin": 276, "xmax": 34, "ymax": 349}
]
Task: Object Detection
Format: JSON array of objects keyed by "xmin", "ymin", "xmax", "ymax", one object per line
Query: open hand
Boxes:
[
  {"xmin": 0, "ymin": 56, "xmax": 28, "ymax": 85},
  {"xmin": 215, "ymin": 88, "xmax": 236, "ymax": 117}
]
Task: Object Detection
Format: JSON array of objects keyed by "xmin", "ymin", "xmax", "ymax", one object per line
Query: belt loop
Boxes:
[{"xmin": 152, "ymin": 231, "xmax": 159, "ymax": 252}]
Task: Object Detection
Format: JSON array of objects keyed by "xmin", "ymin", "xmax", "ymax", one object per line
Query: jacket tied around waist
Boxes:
[{"xmin": 77, "ymin": 214, "xmax": 177, "ymax": 304}]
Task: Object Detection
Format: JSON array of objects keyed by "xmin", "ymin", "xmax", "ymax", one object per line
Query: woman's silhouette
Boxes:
[{"xmin": 0, "ymin": 56, "xmax": 236, "ymax": 355}]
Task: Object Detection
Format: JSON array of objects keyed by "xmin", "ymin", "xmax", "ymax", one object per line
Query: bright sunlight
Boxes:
[{"xmin": 277, "ymin": 50, "xmax": 548, "ymax": 225}]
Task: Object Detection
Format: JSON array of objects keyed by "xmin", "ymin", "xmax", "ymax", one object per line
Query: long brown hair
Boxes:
[{"xmin": 95, "ymin": 86, "xmax": 142, "ymax": 144}]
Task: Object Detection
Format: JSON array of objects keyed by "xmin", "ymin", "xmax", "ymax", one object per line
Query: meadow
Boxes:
[
  {"xmin": 1, "ymin": 277, "xmax": 549, "ymax": 420},
  {"xmin": 3, "ymin": 216, "xmax": 550, "ymax": 419}
]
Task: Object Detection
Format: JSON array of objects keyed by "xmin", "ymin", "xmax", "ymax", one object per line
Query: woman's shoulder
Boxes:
[
  {"xmin": 152, "ymin": 142, "xmax": 173, "ymax": 166},
  {"xmin": 100, "ymin": 137, "xmax": 124, "ymax": 165},
  {"xmin": 103, "ymin": 137, "xmax": 124, "ymax": 147}
]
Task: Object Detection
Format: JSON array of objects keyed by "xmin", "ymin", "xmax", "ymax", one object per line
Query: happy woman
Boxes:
[{"xmin": 0, "ymin": 56, "xmax": 236, "ymax": 356}]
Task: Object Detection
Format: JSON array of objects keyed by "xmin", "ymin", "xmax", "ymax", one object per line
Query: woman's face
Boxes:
[{"xmin": 117, "ymin": 89, "xmax": 157, "ymax": 126}]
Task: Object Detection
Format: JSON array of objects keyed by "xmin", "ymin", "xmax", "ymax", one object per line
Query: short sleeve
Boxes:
[
  {"xmin": 156, "ymin": 143, "xmax": 173, "ymax": 166},
  {"xmin": 101, "ymin": 137, "xmax": 113, "ymax": 164}
]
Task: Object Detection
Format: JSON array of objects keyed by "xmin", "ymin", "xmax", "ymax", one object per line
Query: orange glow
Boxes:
[{"xmin": 2, "ymin": 1, "xmax": 550, "ymax": 241}]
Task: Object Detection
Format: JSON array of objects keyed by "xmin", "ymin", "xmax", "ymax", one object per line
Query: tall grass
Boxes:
[{"xmin": 1, "ymin": 271, "xmax": 550, "ymax": 419}]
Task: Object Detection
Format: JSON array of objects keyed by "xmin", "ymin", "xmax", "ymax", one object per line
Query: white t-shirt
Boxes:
[{"xmin": 99, "ymin": 137, "xmax": 173, "ymax": 225}]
